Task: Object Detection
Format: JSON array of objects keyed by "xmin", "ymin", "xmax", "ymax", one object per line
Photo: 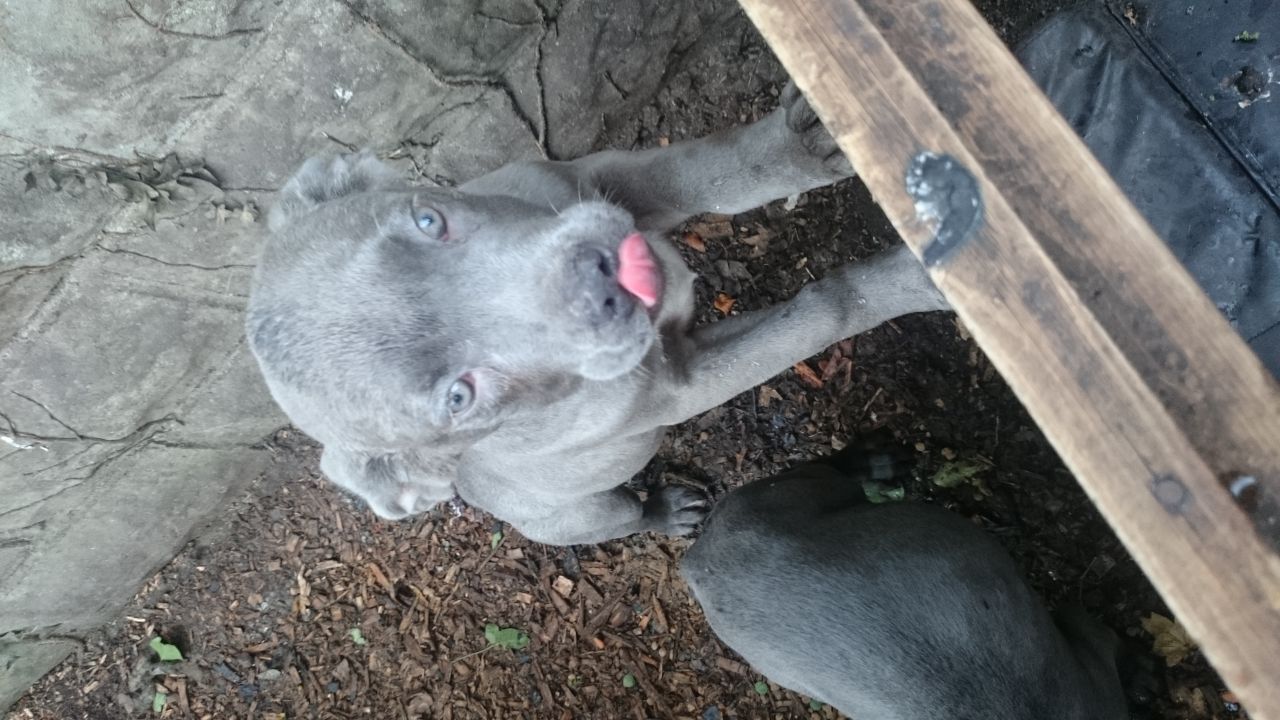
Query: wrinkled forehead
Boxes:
[{"xmin": 260, "ymin": 189, "xmax": 424, "ymax": 269}]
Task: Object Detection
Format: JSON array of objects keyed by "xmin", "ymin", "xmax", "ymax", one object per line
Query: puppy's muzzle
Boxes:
[{"xmin": 567, "ymin": 244, "xmax": 638, "ymax": 327}]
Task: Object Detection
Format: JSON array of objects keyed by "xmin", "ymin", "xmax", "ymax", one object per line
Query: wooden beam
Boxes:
[{"xmin": 737, "ymin": 0, "xmax": 1280, "ymax": 716}]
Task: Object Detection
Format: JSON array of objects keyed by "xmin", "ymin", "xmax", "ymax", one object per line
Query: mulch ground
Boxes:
[{"xmin": 8, "ymin": 4, "xmax": 1248, "ymax": 720}]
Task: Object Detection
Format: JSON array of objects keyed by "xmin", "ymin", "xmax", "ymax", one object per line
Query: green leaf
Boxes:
[
  {"xmin": 1234, "ymin": 30, "xmax": 1260, "ymax": 42},
  {"xmin": 753, "ymin": 681, "xmax": 769, "ymax": 695},
  {"xmin": 348, "ymin": 628, "xmax": 367, "ymax": 646},
  {"xmin": 484, "ymin": 624, "xmax": 529, "ymax": 650},
  {"xmin": 861, "ymin": 480, "xmax": 904, "ymax": 503},
  {"xmin": 152, "ymin": 691, "xmax": 168, "ymax": 713},
  {"xmin": 622, "ymin": 673, "xmax": 637, "ymax": 689},
  {"xmin": 809, "ymin": 699, "xmax": 825, "ymax": 710},
  {"xmin": 490, "ymin": 530, "xmax": 503, "ymax": 550},
  {"xmin": 148, "ymin": 636, "xmax": 183, "ymax": 662},
  {"xmin": 931, "ymin": 460, "xmax": 985, "ymax": 489}
]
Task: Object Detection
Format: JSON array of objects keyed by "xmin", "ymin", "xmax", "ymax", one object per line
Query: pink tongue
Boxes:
[{"xmin": 617, "ymin": 232, "xmax": 660, "ymax": 308}]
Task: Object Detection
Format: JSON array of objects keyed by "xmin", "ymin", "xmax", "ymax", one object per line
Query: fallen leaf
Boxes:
[
  {"xmin": 152, "ymin": 691, "xmax": 167, "ymax": 713},
  {"xmin": 484, "ymin": 624, "xmax": 530, "ymax": 650},
  {"xmin": 622, "ymin": 673, "xmax": 637, "ymax": 689},
  {"xmin": 1234, "ymin": 30, "xmax": 1260, "ymax": 43},
  {"xmin": 1141, "ymin": 613, "xmax": 1196, "ymax": 667},
  {"xmin": 490, "ymin": 530, "xmax": 503, "ymax": 550},
  {"xmin": 713, "ymin": 293, "xmax": 736, "ymax": 315},
  {"xmin": 148, "ymin": 636, "xmax": 183, "ymax": 662},
  {"xmin": 348, "ymin": 628, "xmax": 368, "ymax": 646},
  {"xmin": 862, "ymin": 481, "xmax": 904, "ymax": 503},
  {"xmin": 753, "ymin": 681, "xmax": 769, "ymax": 695},
  {"xmin": 792, "ymin": 361, "xmax": 823, "ymax": 389},
  {"xmin": 932, "ymin": 460, "xmax": 985, "ymax": 488},
  {"xmin": 682, "ymin": 232, "xmax": 706, "ymax": 252},
  {"xmin": 687, "ymin": 217, "xmax": 733, "ymax": 240}
]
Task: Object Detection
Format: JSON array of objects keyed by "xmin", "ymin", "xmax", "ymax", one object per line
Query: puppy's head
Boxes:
[{"xmin": 247, "ymin": 152, "xmax": 665, "ymax": 516}]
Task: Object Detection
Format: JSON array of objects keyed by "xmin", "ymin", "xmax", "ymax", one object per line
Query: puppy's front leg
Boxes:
[
  {"xmin": 646, "ymin": 244, "xmax": 949, "ymax": 427},
  {"xmin": 465, "ymin": 483, "xmax": 707, "ymax": 546},
  {"xmin": 568, "ymin": 82, "xmax": 852, "ymax": 232}
]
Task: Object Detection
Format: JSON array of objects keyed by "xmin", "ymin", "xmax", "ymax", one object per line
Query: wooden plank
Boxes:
[{"xmin": 737, "ymin": 0, "xmax": 1280, "ymax": 716}]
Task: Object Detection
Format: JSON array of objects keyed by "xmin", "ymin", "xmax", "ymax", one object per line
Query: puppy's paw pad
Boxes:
[{"xmin": 644, "ymin": 485, "xmax": 709, "ymax": 537}]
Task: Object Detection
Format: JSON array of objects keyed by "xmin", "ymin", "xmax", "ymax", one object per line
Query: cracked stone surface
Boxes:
[{"xmin": 0, "ymin": 0, "xmax": 735, "ymax": 709}]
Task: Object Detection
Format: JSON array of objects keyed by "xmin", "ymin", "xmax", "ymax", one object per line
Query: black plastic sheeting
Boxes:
[{"xmin": 1018, "ymin": 1, "xmax": 1280, "ymax": 379}]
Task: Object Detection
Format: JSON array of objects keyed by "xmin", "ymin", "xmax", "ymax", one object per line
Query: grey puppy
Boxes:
[
  {"xmin": 246, "ymin": 84, "xmax": 948, "ymax": 545},
  {"xmin": 682, "ymin": 453, "xmax": 1130, "ymax": 720}
]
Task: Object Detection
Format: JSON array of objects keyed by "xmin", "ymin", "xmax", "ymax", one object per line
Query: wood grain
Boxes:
[{"xmin": 737, "ymin": 0, "xmax": 1280, "ymax": 716}]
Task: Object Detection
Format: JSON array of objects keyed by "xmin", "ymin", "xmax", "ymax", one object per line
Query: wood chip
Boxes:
[
  {"xmin": 758, "ymin": 385, "xmax": 782, "ymax": 408},
  {"xmin": 792, "ymin": 361, "xmax": 823, "ymax": 389},
  {"xmin": 367, "ymin": 562, "xmax": 394, "ymax": 594},
  {"xmin": 552, "ymin": 575, "xmax": 575, "ymax": 599},
  {"xmin": 715, "ymin": 656, "xmax": 748, "ymax": 675}
]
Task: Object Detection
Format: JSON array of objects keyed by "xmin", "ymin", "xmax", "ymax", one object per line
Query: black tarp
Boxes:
[{"xmin": 1018, "ymin": 0, "xmax": 1280, "ymax": 378}]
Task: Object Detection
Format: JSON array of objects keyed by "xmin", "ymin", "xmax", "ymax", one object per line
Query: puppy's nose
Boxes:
[{"xmin": 571, "ymin": 245, "xmax": 633, "ymax": 325}]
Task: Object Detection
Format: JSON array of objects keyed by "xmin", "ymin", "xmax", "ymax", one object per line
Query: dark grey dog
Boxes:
[
  {"xmin": 682, "ymin": 454, "xmax": 1130, "ymax": 720},
  {"xmin": 246, "ymin": 84, "xmax": 948, "ymax": 545}
]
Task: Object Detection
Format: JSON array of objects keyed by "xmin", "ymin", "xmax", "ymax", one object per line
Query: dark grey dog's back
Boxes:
[{"xmin": 682, "ymin": 465, "xmax": 1128, "ymax": 720}]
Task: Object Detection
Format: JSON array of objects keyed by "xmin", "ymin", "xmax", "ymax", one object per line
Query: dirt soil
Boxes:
[{"xmin": 9, "ymin": 3, "xmax": 1245, "ymax": 720}]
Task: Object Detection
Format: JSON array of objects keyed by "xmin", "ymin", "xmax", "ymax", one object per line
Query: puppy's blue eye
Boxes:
[
  {"xmin": 412, "ymin": 204, "xmax": 446, "ymax": 240},
  {"xmin": 447, "ymin": 378, "xmax": 475, "ymax": 415}
]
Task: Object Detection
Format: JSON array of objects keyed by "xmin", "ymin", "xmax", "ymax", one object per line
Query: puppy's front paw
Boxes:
[
  {"xmin": 643, "ymin": 485, "xmax": 709, "ymax": 537},
  {"xmin": 780, "ymin": 80, "xmax": 855, "ymax": 178}
]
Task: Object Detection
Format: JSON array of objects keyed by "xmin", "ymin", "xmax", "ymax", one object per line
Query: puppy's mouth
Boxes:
[{"xmin": 617, "ymin": 232, "xmax": 664, "ymax": 312}]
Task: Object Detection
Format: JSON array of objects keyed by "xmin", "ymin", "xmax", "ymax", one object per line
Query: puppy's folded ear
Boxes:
[
  {"xmin": 320, "ymin": 445, "xmax": 457, "ymax": 520},
  {"xmin": 269, "ymin": 151, "xmax": 401, "ymax": 232}
]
